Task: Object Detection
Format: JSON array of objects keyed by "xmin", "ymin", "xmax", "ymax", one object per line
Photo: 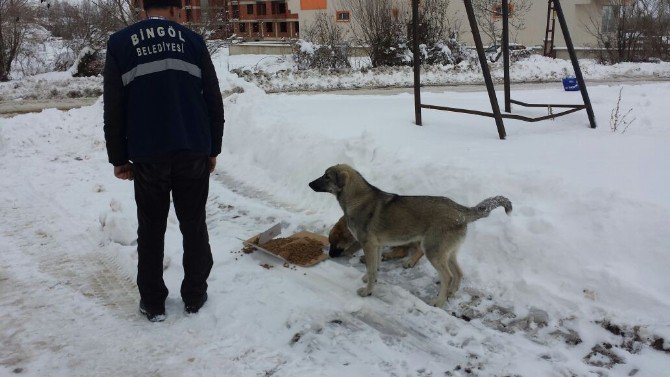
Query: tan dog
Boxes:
[
  {"xmin": 329, "ymin": 216, "xmax": 424, "ymax": 268},
  {"xmin": 309, "ymin": 164, "xmax": 512, "ymax": 307}
]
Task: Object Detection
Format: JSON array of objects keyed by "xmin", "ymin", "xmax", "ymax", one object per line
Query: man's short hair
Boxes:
[{"xmin": 143, "ymin": 0, "xmax": 182, "ymax": 10}]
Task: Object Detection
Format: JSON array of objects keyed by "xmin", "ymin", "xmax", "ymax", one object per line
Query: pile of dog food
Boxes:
[{"xmin": 261, "ymin": 237, "xmax": 325, "ymax": 265}]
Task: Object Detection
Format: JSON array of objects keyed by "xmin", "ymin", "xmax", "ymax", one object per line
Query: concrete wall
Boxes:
[
  {"xmin": 230, "ymin": 42, "xmax": 369, "ymax": 55},
  {"xmin": 292, "ymin": 0, "xmax": 357, "ymax": 41},
  {"xmin": 230, "ymin": 42, "xmax": 295, "ymax": 55},
  {"xmin": 447, "ymin": 0, "xmax": 602, "ymax": 49}
]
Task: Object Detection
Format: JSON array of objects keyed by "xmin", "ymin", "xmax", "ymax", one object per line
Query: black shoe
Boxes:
[
  {"xmin": 185, "ymin": 293, "xmax": 208, "ymax": 314},
  {"xmin": 139, "ymin": 301, "xmax": 166, "ymax": 322}
]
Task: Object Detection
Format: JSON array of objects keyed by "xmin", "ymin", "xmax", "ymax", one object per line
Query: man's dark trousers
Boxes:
[{"xmin": 133, "ymin": 157, "xmax": 213, "ymax": 312}]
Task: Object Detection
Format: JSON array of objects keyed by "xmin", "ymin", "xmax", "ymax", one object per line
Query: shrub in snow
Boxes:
[
  {"xmin": 293, "ymin": 40, "xmax": 350, "ymax": 70},
  {"xmin": 423, "ymin": 39, "xmax": 471, "ymax": 65},
  {"xmin": 391, "ymin": 38, "xmax": 472, "ymax": 67},
  {"xmin": 70, "ymin": 47, "xmax": 104, "ymax": 77},
  {"xmin": 367, "ymin": 30, "xmax": 412, "ymax": 67},
  {"xmin": 299, "ymin": 11, "xmax": 352, "ymax": 70},
  {"xmin": 380, "ymin": 42, "xmax": 414, "ymax": 67},
  {"xmin": 511, "ymin": 48, "xmax": 532, "ymax": 62},
  {"xmin": 54, "ymin": 51, "xmax": 77, "ymax": 72},
  {"xmin": 610, "ymin": 88, "xmax": 635, "ymax": 133},
  {"xmin": 487, "ymin": 45, "xmax": 534, "ymax": 63}
]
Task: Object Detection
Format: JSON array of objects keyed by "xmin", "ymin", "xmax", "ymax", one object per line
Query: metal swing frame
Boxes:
[{"xmin": 412, "ymin": 0, "xmax": 597, "ymax": 139}]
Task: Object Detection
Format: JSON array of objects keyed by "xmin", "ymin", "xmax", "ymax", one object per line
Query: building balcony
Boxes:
[{"xmin": 237, "ymin": 13, "xmax": 297, "ymax": 21}]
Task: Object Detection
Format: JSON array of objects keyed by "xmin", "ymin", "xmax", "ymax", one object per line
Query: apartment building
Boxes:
[
  {"xmin": 149, "ymin": 0, "xmax": 607, "ymax": 53},
  {"xmin": 135, "ymin": 0, "xmax": 229, "ymax": 36},
  {"xmin": 228, "ymin": 1, "xmax": 301, "ymax": 39}
]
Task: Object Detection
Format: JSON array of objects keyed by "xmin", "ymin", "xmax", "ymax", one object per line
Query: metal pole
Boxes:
[
  {"xmin": 463, "ymin": 0, "xmax": 506, "ymax": 139},
  {"xmin": 412, "ymin": 0, "xmax": 422, "ymax": 126},
  {"xmin": 553, "ymin": 0, "xmax": 597, "ymax": 128},
  {"xmin": 502, "ymin": 0, "xmax": 511, "ymax": 113}
]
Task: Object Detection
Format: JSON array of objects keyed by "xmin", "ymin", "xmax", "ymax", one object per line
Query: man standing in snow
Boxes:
[{"xmin": 102, "ymin": 0, "xmax": 224, "ymax": 322}]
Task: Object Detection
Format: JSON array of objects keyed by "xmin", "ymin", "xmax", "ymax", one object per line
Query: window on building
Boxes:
[
  {"xmin": 279, "ymin": 22, "xmax": 287, "ymax": 33},
  {"xmin": 253, "ymin": 22, "xmax": 260, "ymax": 33},
  {"xmin": 232, "ymin": 4, "xmax": 239, "ymax": 18},
  {"xmin": 271, "ymin": 1, "xmax": 287, "ymax": 14},
  {"xmin": 336, "ymin": 10, "xmax": 350, "ymax": 22},
  {"xmin": 257, "ymin": 2, "xmax": 267, "ymax": 15},
  {"xmin": 266, "ymin": 22, "xmax": 273, "ymax": 33},
  {"xmin": 239, "ymin": 22, "xmax": 246, "ymax": 32},
  {"xmin": 186, "ymin": 9, "xmax": 193, "ymax": 22},
  {"xmin": 601, "ymin": 5, "xmax": 619, "ymax": 33},
  {"xmin": 247, "ymin": 4, "xmax": 254, "ymax": 15},
  {"xmin": 294, "ymin": 21, "xmax": 299, "ymax": 33}
]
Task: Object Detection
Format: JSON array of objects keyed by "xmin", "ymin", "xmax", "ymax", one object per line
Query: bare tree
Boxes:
[
  {"xmin": 91, "ymin": 0, "xmax": 141, "ymax": 28},
  {"xmin": 342, "ymin": 0, "xmax": 463, "ymax": 67},
  {"xmin": 0, "ymin": 0, "xmax": 31, "ymax": 81},
  {"xmin": 38, "ymin": 1, "xmax": 81, "ymax": 39},
  {"xmin": 184, "ymin": 1, "xmax": 230, "ymax": 53},
  {"xmin": 43, "ymin": 0, "xmax": 134, "ymax": 49},
  {"xmin": 76, "ymin": 0, "xmax": 116, "ymax": 50},
  {"xmin": 412, "ymin": 0, "xmax": 453, "ymax": 46},
  {"xmin": 585, "ymin": 0, "xmax": 670, "ymax": 62},
  {"xmin": 31, "ymin": 0, "xmax": 128, "ymax": 76},
  {"xmin": 341, "ymin": 0, "xmax": 408, "ymax": 67},
  {"xmin": 304, "ymin": 11, "xmax": 349, "ymax": 46},
  {"xmin": 471, "ymin": 0, "xmax": 532, "ymax": 46},
  {"xmin": 296, "ymin": 11, "xmax": 350, "ymax": 69}
]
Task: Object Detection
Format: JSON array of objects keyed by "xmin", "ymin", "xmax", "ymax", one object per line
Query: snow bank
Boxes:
[
  {"xmin": 0, "ymin": 47, "xmax": 251, "ymax": 102},
  {"xmin": 233, "ymin": 54, "xmax": 670, "ymax": 92},
  {"xmin": 0, "ymin": 75, "xmax": 102, "ymax": 101}
]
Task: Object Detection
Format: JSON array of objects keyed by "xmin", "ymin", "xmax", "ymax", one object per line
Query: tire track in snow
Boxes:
[
  {"xmin": 208, "ymin": 169, "xmax": 331, "ymax": 237},
  {"xmin": 213, "ymin": 170, "xmax": 300, "ymax": 212},
  {"xmin": 0, "ymin": 181, "xmax": 139, "ymax": 321}
]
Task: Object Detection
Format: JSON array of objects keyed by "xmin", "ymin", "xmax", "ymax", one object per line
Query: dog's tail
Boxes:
[{"xmin": 467, "ymin": 196, "xmax": 512, "ymax": 222}]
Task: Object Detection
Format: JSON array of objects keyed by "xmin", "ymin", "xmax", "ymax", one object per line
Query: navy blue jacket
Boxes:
[{"xmin": 103, "ymin": 18, "xmax": 224, "ymax": 166}]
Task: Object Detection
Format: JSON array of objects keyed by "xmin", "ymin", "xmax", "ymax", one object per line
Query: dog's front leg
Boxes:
[{"xmin": 358, "ymin": 242, "xmax": 380, "ymax": 297}]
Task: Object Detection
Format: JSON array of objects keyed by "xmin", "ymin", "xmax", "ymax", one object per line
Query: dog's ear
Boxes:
[{"xmin": 335, "ymin": 170, "xmax": 349, "ymax": 189}]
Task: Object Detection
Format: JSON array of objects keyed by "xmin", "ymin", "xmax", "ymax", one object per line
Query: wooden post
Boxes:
[
  {"xmin": 553, "ymin": 0, "xmax": 597, "ymax": 128},
  {"xmin": 412, "ymin": 0, "xmax": 422, "ymax": 126},
  {"xmin": 463, "ymin": 0, "xmax": 506, "ymax": 139},
  {"xmin": 502, "ymin": 0, "xmax": 511, "ymax": 113}
]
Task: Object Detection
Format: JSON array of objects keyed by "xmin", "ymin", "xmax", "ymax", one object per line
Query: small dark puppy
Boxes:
[{"xmin": 328, "ymin": 216, "xmax": 361, "ymax": 258}]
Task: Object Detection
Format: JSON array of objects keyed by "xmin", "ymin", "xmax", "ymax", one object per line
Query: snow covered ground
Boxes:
[{"xmin": 1, "ymin": 59, "xmax": 670, "ymax": 376}]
